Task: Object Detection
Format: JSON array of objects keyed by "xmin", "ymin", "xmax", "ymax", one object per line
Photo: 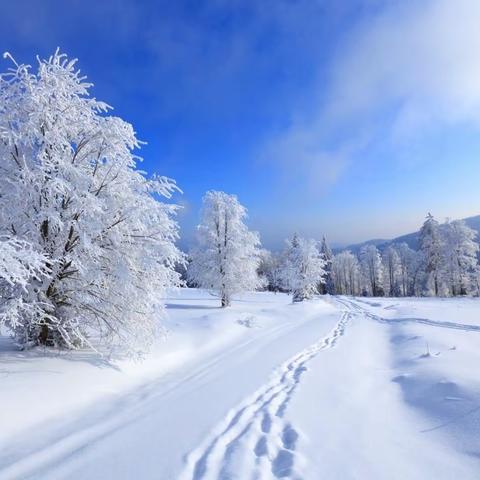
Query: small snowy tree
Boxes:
[
  {"xmin": 395, "ymin": 243, "xmax": 418, "ymax": 296},
  {"xmin": 188, "ymin": 191, "xmax": 262, "ymax": 307},
  {"xmin": 442, "ymin": 220, "xmax": 479, "ymax": 296},
  {"xmin": 257, "ymin": 249, "xmax": 282, "ymax": 292},
  {"xmin": 0, "ymin": 51, "xmax": 182, "ymax": 352},
  {"xmin": 360, "ymin": 245, "xmax": 384, "ymax": 296},
  {"xmin": 419, "ymin": 213, "xmax": 443, "ymax": 296},
  {"xmin": 318, "ymin": 236, "xmax": 335, "ymax": 294},
  {"xmin": 280, "ymin": 234, "xmax": 326, "ymax": 302},
  {"xmin": 332, "ymin": 250, "xmax": 360, "ymax": 295},
  {"xmin": 382, "ymin": 246, "xmax": 401, "ymax": 296}
]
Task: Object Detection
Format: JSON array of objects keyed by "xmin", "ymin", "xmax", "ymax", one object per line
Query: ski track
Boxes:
[
  {"xmin": 180, "ymin": 308, "xmax": 351, "ymax": 480},
  {"xmin": 0, "ymin": 319, "xmax": 309, "ymax": 480},
  {"xmin": 336, "ymin": 297, "xmax": 480, "ymax": 333}
]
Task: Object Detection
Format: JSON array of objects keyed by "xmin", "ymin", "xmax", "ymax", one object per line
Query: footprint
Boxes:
[
  {"xmin": 261, "ymin": 413, "xmax": 272, "ymax": 433},
  {"xmin": 272, "ymin": 449, "xmax": 294, "ymax": 478},
  {"xmin": 282, "ymin": 424, "xmax": 298, "ymax": 451},
  {"xmin": 293, "ymin": 365, "xmax": 307, "ymax": 382},
  {"xmin": 254, "ymin": 435, "xmax": 268, "ymax": 457},
  {"xmin": 181, "ymin": 313, "xmax": 350, "ymax": 480}
]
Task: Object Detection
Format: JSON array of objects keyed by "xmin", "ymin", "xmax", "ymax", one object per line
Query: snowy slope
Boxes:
[{"xmin": 1, "ymin": 290, "xmax": 479, "ymax": 479}]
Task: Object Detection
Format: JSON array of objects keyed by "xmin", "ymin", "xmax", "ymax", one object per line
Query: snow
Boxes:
[
  {"xmin": 290, "ymin": 296, "xmax": 480, "ymax": 479},
  {"xmin": 1, "ymin": 289, "xmax": 480, "ymax": 479}
]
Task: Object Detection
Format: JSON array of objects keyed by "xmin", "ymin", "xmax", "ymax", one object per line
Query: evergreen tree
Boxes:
[{"xmin": 319, "ymin": 236, "xmax": 335, "ymax": 294}]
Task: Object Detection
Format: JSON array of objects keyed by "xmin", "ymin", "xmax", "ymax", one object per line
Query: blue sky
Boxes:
[{"xmin": 2, "ymin": 0, "xmax": 480, "ymax": 249}]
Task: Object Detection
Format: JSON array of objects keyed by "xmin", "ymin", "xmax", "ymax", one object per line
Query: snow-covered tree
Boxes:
[
  {"xmin": 280, "ymin": 234, "xmax": 326, "ymax": 302},
  {"xmin": 318, "ymin": 236, "xmax": 335, "ymax": 294},
  {"xmin": 419, "ymin": 213, "xmax": 443, "ymax": 296},
  {"xmin": 188, "ymin": 191, "xmax": 262, "ymax": 307},
  {"xmin": 0, "ymin": 51, "xmax": 182, "ymax": 352},
  {"xmin": 257, "ymin": 249, "xmax": 282, "ymax": 292},
  {"xmin": 332, "ymin": 250, "xmax": 360, "ymax": 295},
  {"xmin": 442, "ymin": 220, "xmax": 479, "ymax": 296},
  {"xmin": 473, "ymin": 266, "xmax": 480, "ymax": 297},
  {"xmin": 394, "ymin": 243, "xmax": 418, "ymax": 297},
  {"xmin": 360, "ymin": 245, "xmax": 384, "ymax": 296},
  {"xmin": 382, "ymin": 246, "xmax": 401, "ymax": 296}
]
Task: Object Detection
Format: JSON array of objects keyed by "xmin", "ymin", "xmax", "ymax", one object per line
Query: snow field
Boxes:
[{"xmin": 1, "ymin": 290, "xmax": 479, "ymax": 479}]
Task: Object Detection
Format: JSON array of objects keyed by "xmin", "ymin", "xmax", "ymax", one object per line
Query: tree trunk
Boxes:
[
  {"xmin": 221, "ymin": 293, "xmax": 230, "ymax": 308},
  {"xmin": 38, "ymin": 324, "xmax": 49, "ymax": 345}
]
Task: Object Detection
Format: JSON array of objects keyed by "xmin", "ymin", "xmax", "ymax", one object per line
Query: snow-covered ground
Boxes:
[{"xmin": 1, "ymin": 289, "xmax": 479, "ymax": 479}]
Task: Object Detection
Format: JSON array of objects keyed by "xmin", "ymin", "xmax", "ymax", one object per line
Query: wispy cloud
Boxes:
[
  {"xmin": 261, "ymin": 0, "xmax": 480, "ymax": 189},
  {"xmin": 329, "ymin": 0, "xmax": 480, "ymax": 130}
]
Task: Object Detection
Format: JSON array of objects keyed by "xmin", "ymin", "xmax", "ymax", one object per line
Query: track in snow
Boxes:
[
  {"xmin": 336, "ymin": 297, "xmax": 480, "ymax": 333},
  {"xmin": 179, "ymin": 309, "xmax": 351, "ymax": 480}
]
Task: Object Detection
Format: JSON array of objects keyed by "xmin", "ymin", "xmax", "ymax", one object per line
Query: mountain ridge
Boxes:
[{"xmin": 334, "ymin": 214, "xmax": 480, "ymax": 254}]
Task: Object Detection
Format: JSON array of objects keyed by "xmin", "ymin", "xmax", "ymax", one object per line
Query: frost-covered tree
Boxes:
[
  {"xmin": 332, "ymin": 250, "xmax": 360, "ymax": 295},
  {"xmin": 188, "ymin": 191, "xmax": 262, "ymax": 307},
  {"xmin": 280, "ymin": 234, "xmax": 326, "ymax": 302},
  {"xmin": 419, "ymin": 213, "xmax": 443, "ymax": 296},
  {"xmin": 360, "ymin": 245, "xmax": 384, "ymax": 296},
  {"xmin": 442, "ymin": 220, "xmax": 479, "ymax": 296},
  {"xmin": 382, "ymin": 246, "xmax": 401, "ymax": 296},
  {"xmin": 257, "ymin": 249, "xmax": 282, "ymax": 292},
  {"xmin": 473, "ymin": 266, "xmax": 480, "ymax": 297},
  {"xmin": 395, "ymin": 243, "xmax": 418, "ymax": 297},
  {"xmin": 0, "ymin": 51, "xmax": 182, "ymax": 352},
  {"xmin": 318, "ymin": 236, "xmax": 335, "ymax": 294}
]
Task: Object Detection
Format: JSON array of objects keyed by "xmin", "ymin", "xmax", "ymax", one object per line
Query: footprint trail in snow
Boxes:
[{"xmin": 180, "ymin": 309, "xmax": 351, "ymax": 480}]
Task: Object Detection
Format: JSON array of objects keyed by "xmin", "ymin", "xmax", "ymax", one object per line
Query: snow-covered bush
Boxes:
[
  {"xmin": 0, "ymin": 51, "xmax": 182, "ymax": 352},
  {"xmin": 280, "ymin": 234, "xmax": 326, "ymax": 302},
  {"xmin": 188, "ymin": 191, "xmax": 262, "ymax": 307}
]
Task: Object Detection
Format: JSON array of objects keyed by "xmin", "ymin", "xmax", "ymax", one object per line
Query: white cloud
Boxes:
[
  {"xmin": 329, "ymin": 0, "xmax": 480, "ymax": 131},
  {"xmin": 262, "ymin": 0, "xmax": 480, "ymax": 187}
]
